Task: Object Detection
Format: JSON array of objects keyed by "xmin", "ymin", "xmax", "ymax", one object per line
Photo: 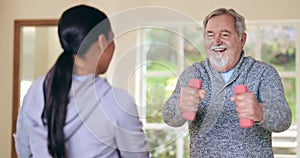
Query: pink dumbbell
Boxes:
[
  {"xmin": 182, "ymin": 79, "xmax": 202, "ymax": 121},
  {"xmin": 234, "ymin": 85, "xmax": 254, "ymax": 128}
]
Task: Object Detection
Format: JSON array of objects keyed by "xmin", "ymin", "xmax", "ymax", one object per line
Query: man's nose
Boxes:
[{"xmin": 213, "ymin": 34, "xmax": 223, "ymax": 45}]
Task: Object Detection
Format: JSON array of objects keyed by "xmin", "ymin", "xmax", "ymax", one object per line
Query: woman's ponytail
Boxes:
[{"xmin": 42, "ymin": 51, "xmax": 73, "ymax": 158}]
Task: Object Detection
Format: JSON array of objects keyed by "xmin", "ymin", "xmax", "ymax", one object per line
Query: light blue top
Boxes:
[
  {"xmin": 72, "ymin": 74, "xmax": 89, "ymax": 82},
  {"xmin": 219, "ymin": 68, "xmax": 235, "ymax": 83}
]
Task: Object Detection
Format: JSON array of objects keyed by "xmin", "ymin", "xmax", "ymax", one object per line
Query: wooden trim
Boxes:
[{"xmin": 11, "ymin": 19, "xmax": 58, "ymax": 158}]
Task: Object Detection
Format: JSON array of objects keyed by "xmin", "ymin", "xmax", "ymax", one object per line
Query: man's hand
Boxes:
[
  {"xmin": 230, "ymin": 92, "xmax": 263, "ymax": 122},
  {"xmin": 178, "ymin": 87, "xmax": 206, "ymax": 114}
]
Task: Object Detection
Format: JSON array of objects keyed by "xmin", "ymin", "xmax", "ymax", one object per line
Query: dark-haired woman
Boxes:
[{"xmin": 14, "ymin": 5, "xmax": 149, "ymax": 158}]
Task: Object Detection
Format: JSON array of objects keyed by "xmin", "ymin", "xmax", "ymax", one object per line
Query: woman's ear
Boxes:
[{"xmin": 97, "ymin": 34, "xmax": 107, "ymax": 51}]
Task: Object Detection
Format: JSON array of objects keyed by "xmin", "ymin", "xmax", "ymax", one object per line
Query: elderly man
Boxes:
[{"xmin": 163, "ymin": 8, "xmax": 291, "ymax": 157}]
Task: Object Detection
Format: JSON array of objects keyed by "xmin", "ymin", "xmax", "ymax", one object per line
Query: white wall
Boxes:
[{"xmin": 1, "ymin": 0, "xmax": 300, "ymax": 157}]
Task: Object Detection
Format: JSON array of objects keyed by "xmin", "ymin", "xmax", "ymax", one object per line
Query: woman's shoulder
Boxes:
[
  {"xmin": 22, "ymin": 76, "xmax": 45, "ymax": 106},
  {"xmin": 19, "ymin": 76, "xmax": 46, "ymax": 124},
  {"xmin": 107, "ymin": 86, "xmax": 136, "ymax": 111},
  {"xmin": 93, "ymin": 77, "xmax": 135, "ymax": 110}
]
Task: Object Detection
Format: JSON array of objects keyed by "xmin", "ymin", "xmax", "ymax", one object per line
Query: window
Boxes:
[
  {"xmin": 245, "ymin": 21, "xmax": 299, "ymax": 157},
  {"xmin": 136, "ymin": 27, "xmax": 204, "ymax": 157},
  {"xmin": 137, "ymin": 20, "xmax": 300, "ymax": 157}
]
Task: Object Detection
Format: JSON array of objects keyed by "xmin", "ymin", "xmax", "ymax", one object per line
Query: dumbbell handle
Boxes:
[
  {"xmin": 234, "ymin": 85, "xmax": 254, "ymax": 128},
  {"xmin": 182, "ymin": 79, "xmax": 202, "ymax": 121}
]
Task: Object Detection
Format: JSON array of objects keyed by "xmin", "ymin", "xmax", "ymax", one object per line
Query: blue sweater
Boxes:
[{"xmin": 163, "ymin": 55, "xmax": 291, "ymax": 157}]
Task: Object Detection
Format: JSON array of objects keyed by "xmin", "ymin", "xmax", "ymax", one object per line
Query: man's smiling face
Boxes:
[{"xmin": 204, "ymin": 14, "xmax": 246, "ymax": 72}]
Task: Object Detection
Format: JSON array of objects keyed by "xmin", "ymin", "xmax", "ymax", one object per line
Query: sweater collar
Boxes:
[{"xmin": 205, "ymin": 51, "xmax": 245, "ymax": 83}]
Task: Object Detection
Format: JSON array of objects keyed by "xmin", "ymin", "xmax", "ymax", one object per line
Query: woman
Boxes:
[{"xmin": 14, "ymin": 5, "xmax": 149, "ymax": 158}]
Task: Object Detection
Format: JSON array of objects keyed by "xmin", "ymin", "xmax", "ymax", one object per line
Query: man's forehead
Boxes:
[
  {"xmin": 205, "ymin": 15, "xmax": 236, "ymax": 32},
  {"xmin": 206, "ymin": 14, "xmax": 235, "ymax": 26}
]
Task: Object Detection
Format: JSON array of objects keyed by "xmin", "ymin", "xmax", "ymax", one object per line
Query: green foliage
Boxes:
[
  {"xmin": 260, "ymin": 26, "xmax": 296, "ymax": 71},
  {"xmin": 146, "ymin": 129, "xmax": 177, "ymax": 158},
  {"xmin": 146, "ymin": 61, "xmax": 177, "ymax": 72},
  {"xmin": 146, "ymin": 77, "xmax": 176, "ymax": 123},
  {"xmin": 282, "ymin": 78, "xmax": 296, "ymax": 124},
  {"xmin": 146, "ymin": 129, "xmax": 190, "ymax": 158}
]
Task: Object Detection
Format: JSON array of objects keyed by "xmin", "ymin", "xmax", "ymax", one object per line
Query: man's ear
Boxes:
[
  {"xmin": 97, "ymin": 34, "xmax": 107, "ymax": 51},
  {"xmin": 241, "ymin": 33, "xmax": 247, "ymax": 46}
]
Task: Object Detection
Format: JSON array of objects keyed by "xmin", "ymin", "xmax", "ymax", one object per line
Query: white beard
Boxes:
[{"xmin": 209, "ymin": 53, "xmax": 229, "ymax": 68}]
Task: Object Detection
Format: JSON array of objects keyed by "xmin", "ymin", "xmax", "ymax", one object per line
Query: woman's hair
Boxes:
[
  {"xmin": 42, "ymin": 5, "xmax": 111, "ymax": 158},
  {"xmin": 203, "ymin": 8, "xmax": 246, "ymax": 37}
]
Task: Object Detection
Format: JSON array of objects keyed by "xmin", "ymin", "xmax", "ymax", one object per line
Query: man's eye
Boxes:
[
  {"xmin": 221, "ymin": 33, "xmax": 230, "ymax": 38},
  {"xmin": 206, "ymin": 33, "xmax": 214, "ymax": 38}
]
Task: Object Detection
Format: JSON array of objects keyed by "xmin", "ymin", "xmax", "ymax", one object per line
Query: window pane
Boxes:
[
  {"xmin": 144, "ymin": 28, "xmax": 179, "ymax": 72},
  {"xmin": 146, "ymin": 129, "xmax": 178, "ymax": 158},
  {"xmin": 146, "ymin": 77, "xmax": 177, "ymax": 123},
  {"xmin": 183, "ymin": 133, "xmax": 190, "ymax": 158},
  {"xmin": 260, "ymin": 26, "xmax": 296, "ymax": 71},
  {"xmin": 146, "ymin": 129, "xmax": 190, "ymax": 158},
  {"xmin": 282, "ymin": 78, "xmax": 296, "ymax": 125},
  {"xmin": 183, "ymin": 27, "xmax": 206, "ymax": 66}
]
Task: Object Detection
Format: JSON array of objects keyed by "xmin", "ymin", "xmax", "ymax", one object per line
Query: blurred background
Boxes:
[{"xmin": 1, "ymin": 0, "xmax": 299, "ymax": 157}]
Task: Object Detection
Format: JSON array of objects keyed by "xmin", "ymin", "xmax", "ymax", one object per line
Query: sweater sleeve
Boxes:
[
  {"xmin": 13, "ymin": 83, "xmax": 35, "ymax": 158},
  {"xmin": 14, "ymin": 107, "xmax": 32, "ymax": 158},
  {"xmin": 162, "ymin": 67, "xmax": 195, "ymax": 127},
  {"xmin": 256, "ymin": 66, "xmax": 291, "ymax": 132}
]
